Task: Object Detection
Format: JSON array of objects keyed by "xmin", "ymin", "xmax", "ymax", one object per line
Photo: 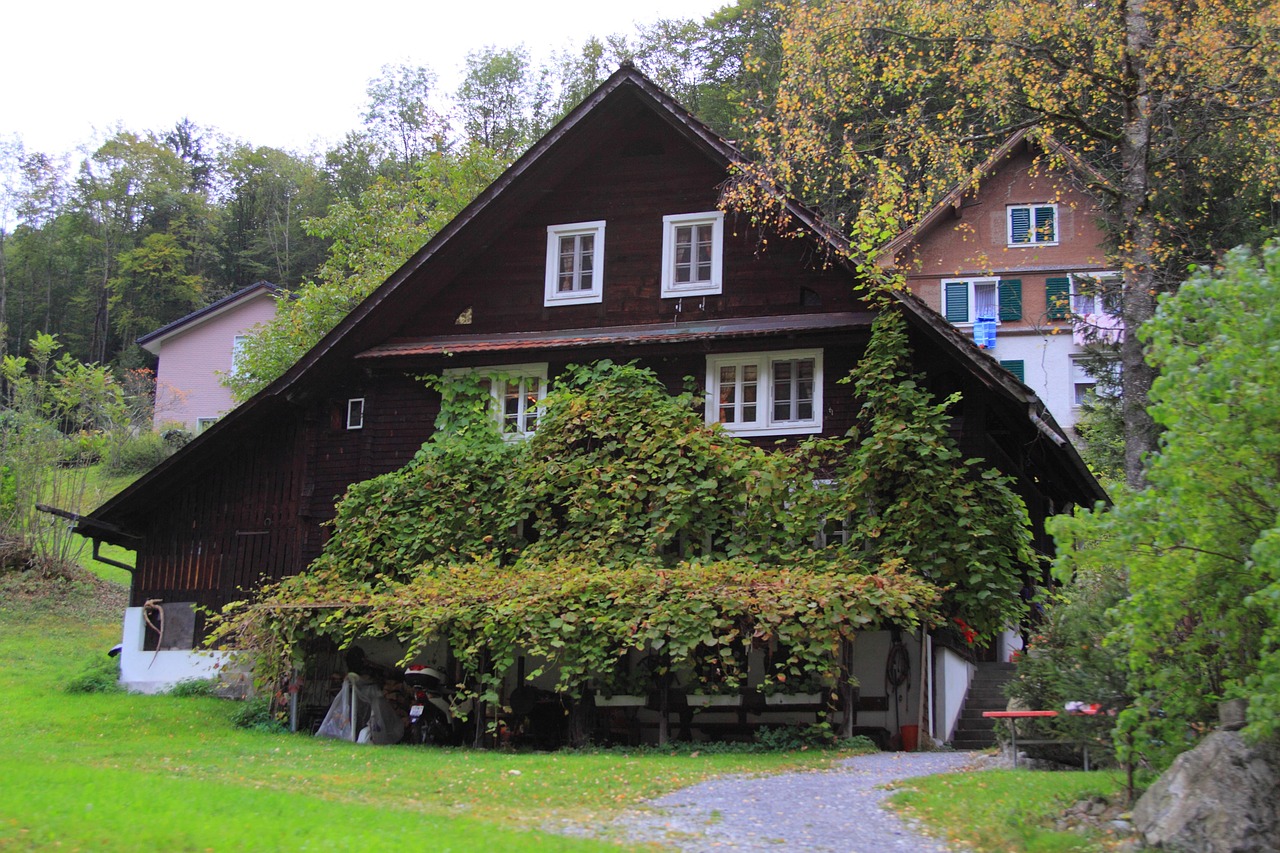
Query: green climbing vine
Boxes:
[{"xmin": 208, "ymin": 308, "xmax": 1032, "ymax": 712}]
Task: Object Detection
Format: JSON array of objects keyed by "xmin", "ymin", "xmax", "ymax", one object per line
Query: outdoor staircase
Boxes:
[{"xmin": 950, "ymin": 661, "xmax": 1016, "ymax": 750}]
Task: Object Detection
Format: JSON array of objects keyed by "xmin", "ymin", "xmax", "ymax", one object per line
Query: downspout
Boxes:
[{"xmin": 917, "ymin": 628, "xmax": 930, "ymax": 746}]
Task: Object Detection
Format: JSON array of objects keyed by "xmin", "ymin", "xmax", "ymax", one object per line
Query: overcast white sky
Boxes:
[{"xmin": 2, "ymin": 0, "xmax": 729, "ymax": 158}]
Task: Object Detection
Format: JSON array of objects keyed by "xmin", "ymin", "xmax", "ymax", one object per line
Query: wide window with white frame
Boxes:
[
  {"xmin": 706, "ymin": 349, "xmax": 823, "ymax": 436},
  {"xmin": 445, "ymin": 363, "xmax": 548, "ymax": 438},
  {"xmin": 661, "ymin": 211, "xmax": 724, "ymax": 298},
  {"xmin": 942, "ymin": 278, "xmax": 1000, "ymax": 324},
  {"xmin": 545, "ymin": 221, "xmax": 605, "ymax": 306},
  {"xmin": 1070, "ymin": 271, "xmax": 1122, "ymax": 316},
  {"xmin": 1007, "ymin": 203, "xmax": 1058, "ymax": 246}
]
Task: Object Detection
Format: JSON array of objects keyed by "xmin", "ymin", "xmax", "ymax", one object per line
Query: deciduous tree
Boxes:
[
  {"xmin": 734, "ymin": 0, "xmax": 1280, "ymax": 486},
  {"xmin": 1052, "ymin": 242, "xmax": 1280, "ymax": 764}
]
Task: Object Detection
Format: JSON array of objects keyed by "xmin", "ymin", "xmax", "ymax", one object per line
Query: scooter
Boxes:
[{"xmin": 403, "ymin": 664, "xmax": 469, "ymax": 746}]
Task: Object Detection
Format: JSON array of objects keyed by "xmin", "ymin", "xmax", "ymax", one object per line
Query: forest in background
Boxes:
[{"xmin": 0, "ymin": 1, "xmax": 777, "ymax": 372}]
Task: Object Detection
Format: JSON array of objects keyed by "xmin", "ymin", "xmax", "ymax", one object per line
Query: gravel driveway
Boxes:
[{"xmin": 587, "ymin": 751, "xmax": 977, "ymax": 851}]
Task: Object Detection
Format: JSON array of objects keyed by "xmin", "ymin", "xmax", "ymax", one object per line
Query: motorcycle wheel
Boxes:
[{"xmin": 421, "ymin": 709, "xmax": 452, "ymax": 746}]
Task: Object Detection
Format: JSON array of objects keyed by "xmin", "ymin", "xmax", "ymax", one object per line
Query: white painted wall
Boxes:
[
  {"xmin": 118, "ymin": 607, "xmax": 231, "ymax": 694},
  {"xmin": 987, "ymin": 329, "xmax": 1083, "ymax": 430},
  {"xmin": 933, "ymin": 646, "xmax": 976, "ymax": 742}
]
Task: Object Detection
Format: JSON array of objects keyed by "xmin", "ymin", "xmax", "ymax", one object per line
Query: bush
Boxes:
[
  {"xmin": 66, "ymin": 654, "xmax": 123, "ymax": 694},
  {"xmin": 58, "ymin": 431, "xmax": 108, "ymax": 467},
  {"xmin": 104, "ymin": 432, "xmax": 168, "ymax": 475},
  {"xmin": 160, "ymin": 427, "xmax": 193, "ymax": 452},
  {"xmin": 231, "ymin": 697, "xmax": 286, "ymax": 733},
  {"xmin": 168, "ymin": 677, "xmax": 218, "ymax": 698}
]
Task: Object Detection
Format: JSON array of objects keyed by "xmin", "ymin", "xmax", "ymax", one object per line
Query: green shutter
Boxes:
[
  {"xmin": 1009, "ymin": 207, "xmax": 1032, "ymax": 243},
  {"xmin": 999, "ymin": 359, "xmax": 1026, "ymax": 383},
  {"xmin": 1035, "ymin": 205, "xmax": 1057, "ymax": 243},
  {"xmin": 1046, "ymin": 276, "xmax": 1071, "ymax": 320},
  {"xmin": 944, "ymin": 281, "xmax": 970, "ymax": 323},
  {"xmin": 998, "ymin": 279, "xmax": 1022, "ymax": 321}
]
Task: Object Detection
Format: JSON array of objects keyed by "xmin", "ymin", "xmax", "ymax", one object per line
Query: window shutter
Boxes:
[
  {"xmin": 944, "ymin": 281, "xmax": 970, "ymax": 323},
  {"xmin": 998, "ymin": 279, "xmax": 1022, "ymax": 321},
  {"xmin": 999, "ymin": 360, "xmax": 1026, "ymax": 382},
  {"xmin": 1035, "ymin": 206, "xmax": 1056, "ymax": 243},
  {"xmin": 1046, "ymin": 276, "xmax": 1071, "ymax": 319},
  {"xmin": 1009, "ymin": 207, "xmax": 1031, "ymax": 243}
]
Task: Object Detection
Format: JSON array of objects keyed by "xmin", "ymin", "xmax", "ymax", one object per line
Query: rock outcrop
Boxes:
[{"xmin": 1133, "ymin": 731, "xmax": 1280, "ymax": 852}]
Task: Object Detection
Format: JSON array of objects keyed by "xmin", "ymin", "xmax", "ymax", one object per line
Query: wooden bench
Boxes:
[{"xmin": 982, "ymin": 710, "xmax": 1096, "ymax": 770}]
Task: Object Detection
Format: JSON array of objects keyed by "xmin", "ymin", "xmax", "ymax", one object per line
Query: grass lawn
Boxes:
[
  {"xmin": 890, "ymin": 765, "xmax": 1129, "ymax": 852},
  {"xmin": 0, "ymin": 574, "xmax": 850, "ymax": 851}
]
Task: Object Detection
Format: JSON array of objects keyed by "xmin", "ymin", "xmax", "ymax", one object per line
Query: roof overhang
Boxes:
[
  {"xmin": 357, "ymin": 312, "xmax": 876, "ymax": 360},
  {"xmin": 137, "ymin": 281, "xmax": 285, "ymax": 355}
]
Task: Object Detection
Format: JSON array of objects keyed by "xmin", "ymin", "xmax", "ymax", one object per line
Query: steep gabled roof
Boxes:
[
  {"xmin": 136, "ymin": 281, "xmax": 287, "ymax": 354},
  {"xmin": 80, "ymin": 68, "xmax": 1105, "ymax": 544},
  {"xmin": 878, "ymin": 128, "xmax": 1110, "ymax": 268}
]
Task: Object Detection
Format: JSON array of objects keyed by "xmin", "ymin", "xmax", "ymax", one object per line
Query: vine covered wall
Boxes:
[{"xmin": 209, "ymin": 309, "xmax": 1034, "ymax": 721}]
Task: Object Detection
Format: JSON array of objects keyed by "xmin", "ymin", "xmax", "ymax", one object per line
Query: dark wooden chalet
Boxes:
[{"xmin": 79, "ymin": 68, "xmax": 1103, "ymax": 727}]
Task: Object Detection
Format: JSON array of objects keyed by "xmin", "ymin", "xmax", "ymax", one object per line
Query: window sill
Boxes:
[{"xmin": 714, "ymin": 422, "xmax": 822, "ymax": 437}]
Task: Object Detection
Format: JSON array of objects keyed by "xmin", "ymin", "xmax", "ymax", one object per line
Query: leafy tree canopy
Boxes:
[
  {"xmin": 729, "ymin": 0, "xmax": 1280, "ymax": 485},
  {"xmin": 1051, "ymin": 241, "xmax": 1280, "ymax": 766}
]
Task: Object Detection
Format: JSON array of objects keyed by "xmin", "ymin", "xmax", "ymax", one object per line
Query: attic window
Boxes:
[
  {"xmin": 661, "ymin": 212, "xmax": 724, "ymax": 298},
  {"xmin": 545, "ymin": 221, "xmax": 605, "ymax": 306},
  {"xmin": 346, "ymin": 398, "xmax": 365, "ymax": 430},
  {"xmin": 1008, "ymin": 204, "xmax": 1058, "ymax": 246}
]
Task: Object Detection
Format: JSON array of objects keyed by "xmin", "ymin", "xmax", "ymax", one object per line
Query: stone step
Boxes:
[
  {"xmin": 952, "ymin": 737, "xmax": 997, "ymax": 751},
  {"xmin": 966, "ymin": 687, "xmax": 1009, "ymax": 701}
]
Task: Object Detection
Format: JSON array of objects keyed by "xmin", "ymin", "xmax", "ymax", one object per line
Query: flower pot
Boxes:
[
  {"xmin": 594, "ymin": 694, "xmax": 646, "ymax": 708},
  {"xmin": 764, "ymin": 692, "xmax": 822, "ymax": 705},
  {"xmin": 687, "ymin": 694, "xmax": 742, "ymax": 708}
]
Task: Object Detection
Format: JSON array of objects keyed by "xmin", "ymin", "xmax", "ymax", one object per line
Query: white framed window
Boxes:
[
  {"xmin": 942, "ymin": 278, "xmax": 1000, "ymax": 324},
  {"xmin": 445, "ymin": 363, "xmax": 548, "ymax": 439},
  {"xmin": 812, "ymin": 479, "xmax": 852, "ymax": 548},
  {"xmin": 1070, "ymin": 271, "xmax": 1122, "ymax": 316},
  {"xmin": 195, "ymin": 417, "xmax": 219, "ymax": 434},
  {"xmin": 661, "ymin": 211, "xmax": 724, "ymax": 298},
  {"xmin": 705, "ymin": 349, "xmax": 823, "ymax": 436},
  {"xmin": 1007, "ymin": 204, "xmax": 1058, "ymax": 246},
  {"xmin": 544, "ymin": 220, "xmax": 605, "ymax": 306},
  {"xmin": 1070, "ymin": 356, "xmax": 1119, "ymax": 407},
  {"xmin": 347, "ymin": 398, "xmax": 365, "ymax": 430},
  {"xmin": 231, "ymin": 335, "xmax": 250, "ymax": 376}
]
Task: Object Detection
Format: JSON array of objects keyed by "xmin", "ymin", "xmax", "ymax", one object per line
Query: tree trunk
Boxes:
[{"xmin": 1119, "ymin": 0, "xmax": 1160, "ymax": 489}]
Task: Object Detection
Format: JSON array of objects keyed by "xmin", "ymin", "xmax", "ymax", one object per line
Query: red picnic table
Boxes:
[{"xmin": 982, "ymin": 710, "xmax": 1093, "ymax": 769}]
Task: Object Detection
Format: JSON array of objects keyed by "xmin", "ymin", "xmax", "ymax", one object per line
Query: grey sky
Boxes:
[{"xmin": 3, "ymin": 0, "xmax": 728, "ymax": 156}]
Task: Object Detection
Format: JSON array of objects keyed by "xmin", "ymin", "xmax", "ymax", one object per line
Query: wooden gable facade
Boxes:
[{"xmin": 80, "ymin": 69, "xmax": 1104, "ymax": 657}]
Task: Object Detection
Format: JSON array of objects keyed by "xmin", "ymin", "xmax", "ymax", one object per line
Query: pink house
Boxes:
[
  {"xmin": 879, "ymin": 131, "xmax": 1122, "ymax": 432},
  {"xmin": 138, "ymin": 282, "xmax": 285, "ymax": 432}
]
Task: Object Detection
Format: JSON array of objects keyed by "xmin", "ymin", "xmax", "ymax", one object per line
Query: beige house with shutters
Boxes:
[{"xmin": 880, "ymin": 131, "xmax": 1122, "ymax": 433}]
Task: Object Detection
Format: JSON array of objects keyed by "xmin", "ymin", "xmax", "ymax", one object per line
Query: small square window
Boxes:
[
  {"xmin": 1070, "ymin": 357, "xmax": 1119, "ymax": 407},
  {"xmin": 661, "ymin": 212, "xmax": 724, "ymax": 298},
  {"xmin": 347, "ymin": 398, "xmax": 365, "ymax": 430},
  {"xmin": 1008, "ymin": 204, "xmax": 1058, "ymax": 246},
  {"xmin": 545, "ymin": 221, "xmax": 605, "ymax": 306},
  {"xmin": 706, "ymin": 349, "xmax": 823, "ymax": 436},
  {"xmin": 195, "ymin": 417, "xmax": 219, "ymax": 434}
]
